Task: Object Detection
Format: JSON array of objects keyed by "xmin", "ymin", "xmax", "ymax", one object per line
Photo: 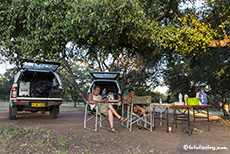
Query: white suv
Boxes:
[
  {"xmin": 88, "ymin": 72, "xmax": 122, "ymax": 108},
  {"xmin": 9, "ymin": 61, "xmax": 63, "ymax": 119}
]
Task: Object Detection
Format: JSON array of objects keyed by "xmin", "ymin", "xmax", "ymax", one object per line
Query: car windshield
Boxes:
[
  {"xmin": 23, "ymin": 61, "xmax": 60, "ymax": 71},
  {"xmin": 90, "ymin": 72, "xmax": 120, "ymax": 80}
]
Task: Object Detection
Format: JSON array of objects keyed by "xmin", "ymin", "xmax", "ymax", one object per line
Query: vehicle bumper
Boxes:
[{"xmin": 11, "ymin": 98, "xmax": 62, "ymax": 108}]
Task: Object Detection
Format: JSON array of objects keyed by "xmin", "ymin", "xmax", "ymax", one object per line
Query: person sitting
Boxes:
[
  {"xmin": 88, "ymin": 85, "xmax": 127, "ymax": 133},
  {"xmin": 123, "ymin": 89, "xmax": 151, "ymax": 117}
]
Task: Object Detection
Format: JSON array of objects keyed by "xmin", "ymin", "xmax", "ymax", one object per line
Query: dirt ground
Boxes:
[{"xmin": 0, "ymin": 105, "xmax": 230, "ymax": 154}]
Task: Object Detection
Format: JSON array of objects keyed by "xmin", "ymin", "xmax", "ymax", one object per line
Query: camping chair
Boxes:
[
  {"xmin": 128, "ymin": 96, "xmax": 153, "ymax": 131},
  {"xmin": 84, "ymin": 101, "xmax": 110, "ymax": 132},
  {"xmin": 121, "ymin": 101, "xmax": 131, "ymax": 129}
]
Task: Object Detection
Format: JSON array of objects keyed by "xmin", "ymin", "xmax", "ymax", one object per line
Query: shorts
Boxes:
[{"xmin": 90, "ymin": 103, "xmax": 109, "ymax": 116}]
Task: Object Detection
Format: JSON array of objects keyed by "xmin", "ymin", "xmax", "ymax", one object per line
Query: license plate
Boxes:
[{"xmin": 31, "ymin": 103, "xmax": 46, "ymax": 107}]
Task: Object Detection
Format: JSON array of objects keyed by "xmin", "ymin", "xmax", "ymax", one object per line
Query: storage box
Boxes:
[
  {"xmin": 187, "ymin": 98, "xmax": 199, "ymax": 105},
  {"xmin": 19, "ymin": 81, "xmax": 30, "ymax": 96}
]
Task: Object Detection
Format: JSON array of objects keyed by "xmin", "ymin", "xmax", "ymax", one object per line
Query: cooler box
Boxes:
[
  {"xmin": 19, "ymin": 81, "xmax": 30, "ymax": 96},
  {"xmin": 187, "ymin": 98, "xmax": 199, "ymax": 105}
]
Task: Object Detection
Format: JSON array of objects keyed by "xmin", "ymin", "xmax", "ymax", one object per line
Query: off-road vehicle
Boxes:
[{"xmin": 9, "ymin": 61, "xmax": 63, "ymax": 119}]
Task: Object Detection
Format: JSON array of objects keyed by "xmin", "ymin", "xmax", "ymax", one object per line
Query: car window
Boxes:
[
  {"xmin": 92, "ymin": 81, "xmax": 118, "ymax": 94},
  {"xmin": 90, "ymin": 72, "xmax": 120, "ymax": 80},
  {"xmin": 23, "ymin": 61, "xmax": 60, "ymax": 72}
]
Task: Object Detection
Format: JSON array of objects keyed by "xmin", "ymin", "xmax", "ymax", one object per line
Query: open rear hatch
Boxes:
[
  {"xmin": 90, "ymin": 72, "xmax": 120, "ymax": 80},
  {"xmin": 23, "ymin": 61, "xmax": 60, "ymax": 72},
  {"xmin": 17, "ymin": 61, "xmax": 62, "ymax": 99}
]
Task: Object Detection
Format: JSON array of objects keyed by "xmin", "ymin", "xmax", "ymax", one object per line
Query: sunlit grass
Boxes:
[{"xmin": 0, "ymin": 101, "xmax": 9, "ymax": 107}]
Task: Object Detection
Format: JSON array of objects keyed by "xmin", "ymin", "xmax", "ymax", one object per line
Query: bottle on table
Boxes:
[
  {"xmin": 159, "ymin": 98, "xmax": 162, "ymax": 104},
  {"xmin": 179, "ymin": 93, "xmax": 183, "ymax": 104},
  {"xmin": 196, "ymin": 91, "xmax": 200, "ymax": 98},
  {"xmin": 184, "ymin": 94, "xmax": 188, "ymax": 105}
]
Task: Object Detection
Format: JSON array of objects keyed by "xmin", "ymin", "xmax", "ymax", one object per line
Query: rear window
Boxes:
[
  {"xmin": 20, "ymin": 71, "xmax": 54, "ymax": 82},
  {"xmin": 91, "ymin": 81, "xmax": 118, "ymax": 95},
  {"xmin": 23, "ymin": 61, "xmax": 60, "ymax": 72},
  {"xmin": 90, "ymin": 72, "xmax": 120, "ymax": 80}
]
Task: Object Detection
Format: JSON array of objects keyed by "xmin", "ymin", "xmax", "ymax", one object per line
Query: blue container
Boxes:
[{"xmin": 199, "ymin": 93, "xmax": 207, "ymax": 105}]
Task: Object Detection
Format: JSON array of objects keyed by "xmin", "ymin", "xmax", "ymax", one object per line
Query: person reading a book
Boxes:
[
  {"xmin": 123, "ymin": 89, "xmax": 151, "ymax": 117},
  {"xmin": 88, "ymin": 85, "xmax": 127, "ymax": 133}
]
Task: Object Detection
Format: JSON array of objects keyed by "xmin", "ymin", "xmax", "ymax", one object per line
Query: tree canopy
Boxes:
[
  {"xmin": 0, "ymin": 0, "xmax": 230, "ymax": 114},
  {"xmin": 1, "ymin": 0, "xmax": 229, "ymax": 63}
]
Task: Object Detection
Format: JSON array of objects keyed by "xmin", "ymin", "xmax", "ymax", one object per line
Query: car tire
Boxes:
[
  {"xmin": 9, "ymin": 105, "xmax": 17, "ymax": 119},
  {"xmin": 50, "ymin": 106, "xmax": 59, "ymax": 119}
]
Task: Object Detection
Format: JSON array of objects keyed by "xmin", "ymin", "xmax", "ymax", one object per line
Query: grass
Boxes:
[
  {"xmin": 0, "ymin": 119, "xmax": 72, "ymax": 153},
  {"xmin": 58, "ymin": 138, "xmax": 68, "ymax": 148},
  {"xmin": 0, "ymin": 101, "xmax": 8, "ymax": 107}
]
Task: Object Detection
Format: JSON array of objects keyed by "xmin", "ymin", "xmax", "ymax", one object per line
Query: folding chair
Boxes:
[
  {"xmin": 84, "ymin": 101, "xmax": 110, "ymax": 132},
  {"xmin": 128, "ymin": 96, "xmax": 153, "ymax": 131},
  {"xmin": 121, "ymin": 101, "xmax": 131, "ymax": 129}
]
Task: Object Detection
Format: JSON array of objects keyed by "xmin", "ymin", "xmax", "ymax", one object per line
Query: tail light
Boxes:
[
  {"xmin": 59, "ymin": 89, "xmax": 63, "ymax": 98},
  {"xmin": 118, "ymin": 93, "xmax": 122, "ymax": 101},
  {"xmin": 11, "ymin": 87, "xmax": 17, "ymax": 98}
]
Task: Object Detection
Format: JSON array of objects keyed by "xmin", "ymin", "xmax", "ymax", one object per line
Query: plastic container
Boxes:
[
  {"xmin": 187, "ymin": 98, "xmax": 199, "ymax": 105},
  {"xmin": 169, "ymin": 127, "xmax": 171, "ymax": 134},
  {"xmin": 199, "ymin": 93, "xmax": 207, "ymax": 105}
]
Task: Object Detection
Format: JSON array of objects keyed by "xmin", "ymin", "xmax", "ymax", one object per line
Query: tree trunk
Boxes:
[
  {"xmin": 69, "ymin": 86, "xmax": 77, "ymax": 107},
  {"xmin": 222, "ymin": 92, "xmax": 229, "ymax": 116},
  {"xmin": 74, "ymin": 101, "xmax": 77, "ymax": 107},
  {"xmin": 57, "ymin": 72, "xmax": 87, "ymax": 103},
  {"xmin": 213, "ymin": 94, "xmax": 222, "ymax": 110},
  {"xmin": 61, "ymin": 59, "xmax": 88, "ymax": 103}
]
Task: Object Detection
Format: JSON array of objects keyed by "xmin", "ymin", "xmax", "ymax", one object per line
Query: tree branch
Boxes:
[
  {"xmin": 61, "ymin": 59, "xmax": 87, "ymax": 102},
  {"xmin": 218, "ymin": 0, "xmax": 228, "ymax": 39},
  {"xmin": 96, "ymin": 53, "xmax": 103, "ymax": 71},
  {"xmin": 209, "ymin": 38, "xmax": 230, "ymax": 48}
]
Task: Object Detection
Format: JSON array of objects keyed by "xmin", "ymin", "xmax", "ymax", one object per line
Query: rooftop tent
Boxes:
[
  {"xmin": 90, "ymin": 72, "xmax": 120, "ymax": 80},
  {"xmin": 22, "ymin": 61, "xmax": 60, "ymax": 72}
]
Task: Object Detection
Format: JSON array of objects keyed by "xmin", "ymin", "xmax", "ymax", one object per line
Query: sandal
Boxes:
[
  {"xmin": 118, "ymin": 117, "xmax": 127, "ymax": 123},
  {"xmin": 109, "ymin": 127, "xmax": 119, "ymax": 133}
]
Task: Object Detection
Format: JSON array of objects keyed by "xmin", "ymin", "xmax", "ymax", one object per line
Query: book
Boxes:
[{"xmin": 102, "ymin": 95, "xmax": 108, "ymax": 100}]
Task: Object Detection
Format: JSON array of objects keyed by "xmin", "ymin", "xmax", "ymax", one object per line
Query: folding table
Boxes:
[
  {"xmin": 170, "ymin": 105, "xmax": 212, "ymax": 136},
  {"xmin": 150, "ymin": 103, "xmax": 170, "ymax": 132}
]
